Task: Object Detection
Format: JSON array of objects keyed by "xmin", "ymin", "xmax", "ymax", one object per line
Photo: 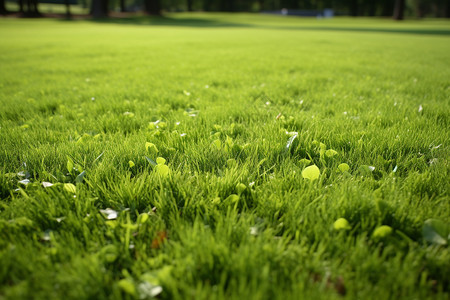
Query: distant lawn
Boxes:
[{"xmin": 0, "ymin": 14, "xmax": 449, "ymax": 299}]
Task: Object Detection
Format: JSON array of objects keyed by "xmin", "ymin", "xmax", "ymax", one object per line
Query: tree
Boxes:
[
  {"xmin": 144, "ymin": 0, "xmax": 161, "ymax": 15},
  {"xmin": 219, "ymin": 0, "xmax": 235, "ymax": 11},
  {"xmin": 0, "ymin": 0, "xmax": 7, "ymax": 15},
  {"xmin": 349, "ymin": 0, "xmax": 359, "ymax": 16},
  {"xmin": 393, "ymin": 0, "xmax": 405, "ymax": 20},
  {"xmin": 446, "ymin": 0, "xmax": 450, "ymax": 18},
  {"xmin": 18, "ymin": 0, "xmax": 24, "ymax": 13},
  {"xmin": 64, "ymin": 0, "xmax": 72, "ymax": 18},
  {"xmin": 91, "ymin": 0, "xmax": 108, "ymax": 17},
  {"xmin": 21, "ymin": 0, "xmax": 40, "ymax": 17},
  {"xmin": 379, "ymin": 0, "xmax": 394, "ymax": 16},
  {"xmin": 367, "ymin": 0, "xmax": 376, "ymax": 16},
  {"xmin": 187, "ymin": 0, "xmax": 193, "ymax": 11}
]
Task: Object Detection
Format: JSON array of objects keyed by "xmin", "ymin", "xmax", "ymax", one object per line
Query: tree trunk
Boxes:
[
  {"xmin": 120, "ymin": 0, "xmax": 125, "ymax": 12},
  {"xmin": 220, "ymin": 0, "xmax": 235, "ymax": 11},
  {"xmin": 444, "ymin": 0, "xmax": 450, "ymax": 18},
  {"xmin": 187, "ymin": 0, "xmax": 193, "ymax": 11},
  {"xmin": 144, "ymin": 0, "xmax": 161, "ymax": 15},
  {"xmin": 18, "ymin": 0, "xmax": 24, "ymax": 13},
  {"xmin": 380, "ymin": 0, "xmax": 392, "ymax": 16},
  {"xmin": 367, "ymin": 1, "xmax": 376, "ymax": 16},
  {"xmin": 350, "ymin": 0, "xmax": 358, "ymax": 16},
  {"xmin": 91, "ymin": 0, "xmax": 108, "ymax": 18},
  {"xmin": 32, "ymin": 0, "xmax": 39, "ymax": 15},
  {"xmin": 203, "ymin": 0, "xmax": 212, "ymax": 11},
  {"xmin": 393, "ymin": 0, "xmax": 405, "ymax": 20},
  {"xmin": 65, "ymin": 0, "xmax": 71, "ymax": 18},
  {"xmin": 0, "ymin": 0, "xmax": 7, "ymax": 15},
  {"xmin": 22, "ymin": 0, "xmax": 40, "ymax": 17}
]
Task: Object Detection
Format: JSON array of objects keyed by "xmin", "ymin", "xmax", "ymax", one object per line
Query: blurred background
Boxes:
[{"xmin": 1, "ymin": 0, "xmax": 449, "ymax": 20}]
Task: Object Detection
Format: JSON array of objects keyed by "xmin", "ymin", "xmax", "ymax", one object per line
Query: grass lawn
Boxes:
[{"xmin": 0, "ymin": 13, "xmax": 449, "ymax": 299}]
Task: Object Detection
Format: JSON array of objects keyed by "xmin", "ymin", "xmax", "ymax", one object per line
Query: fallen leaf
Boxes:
[
  {"xmin": 100, "ymin": 208, "xmax": 118, "ymax": 220},
  {"xmin": 325, "ymin": 149, "xmax": 338, "ymax": 157},
  {"xmin": 333, "ymin": 218, "xmax": 351, "ymax": 230},
  {"xmin": 338, "ymin": 163, "xmax": 350, "ymax": 172},
  {"xmin": 118, "ymin": 279, "xmax": 136, "ymax": 296},
  {"xmin": 423, "ymin": 219, "xmax": 448, "ymax": 245},
  {"xmin": 63, "ymin": 183, "xmax": 76, "ymax": 194},
  {"xmin": 151, "ymin": 231, "xmax": 167, "ymax": 249},
  {"xmin": 156, "ymin": 157, "xmax": 166, "ymax": 165},
  {"xmin": 372, "ymin": 225, "xmax": 393, "ymax": 239},
  {"xmin": 302, "ymin": 165, "xmax": 320, "ymax": 181},
  {"xmin": 42, "ymin": 182, "xmax": 54, "ymax": 188},
  {"xmin": 155, "ymin": 164, "xmax": 170, "ymax": 177},
  {"xmin": 19, "ymin": 179, "xmax": 30, "ymax": 185}
]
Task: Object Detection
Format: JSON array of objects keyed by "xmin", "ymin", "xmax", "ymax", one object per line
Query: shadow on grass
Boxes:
[
  {"xmin": 60, "ymin": 15, "xmax": 450, "ymax": 36},
  {"xmin": 86, "ymin": 15, "xmax": 253, "ymax": 28},
  {"xmin": 275, "ymin": 25, "xmax": 450, "ymax": 36}
]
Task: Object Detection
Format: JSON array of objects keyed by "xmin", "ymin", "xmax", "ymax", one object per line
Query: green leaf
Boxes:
[
  {"xmin": 372, "ymin": 225, "xmax": 393, "ymax": 239},
  {"xmin": 137, "ymin": 213, "xmax": 149, "ymax": 224},
  {"xmin": 325, "ymin": 149, "xmax": 338, "ymax": 157},
  {"xmin": 333, "ymin": 218, "xmax": 351, "ymax": 230},
  {"xmin": 224, "ymin": 194, "xmax": 240, "ymax": 203},
  {"xmin": 212, "ymin": 139, "xmax": 222, "ymax": 150},
  {"xmin": 155, "ymin": 164, "xmax": 170, "ymax": 178},
  {"xmin": 118, "ymin": 279, "xmax": 136, "ymax": 296},
  {"xmin": 236, "ymin": 183, "xmax": 246, "ymax": 195},
  {"xmin": 67, "ymin": 157, "xmax": 74, "ymax": 174},
  {"xmin": 145, "ymin": 142, "xmax": 158, "ymax": 154},
  {"xmin": 338, "ymin": 163, "xmax": 350, "ymax": 172},
  {"xmin": 225, "ymin": 136, "xmax": 233, "ymax": 147},
  {"xmin": 299, "ymin": 158, "xmax": 311, "ymax": 165},
  {"xmin": 63, "ymin": 183, "xmax": 76, "ymax": 194},
  {"xmin": 75, "ymin": 171, "xmax": 86, "ymax": 184},
  {"xmin": 422, "ymin": 219, "xmax": 448, "ymax": 245},
  {"xmin": 156, "ymin": 157, "xmax": 166, "ymax": 165},
  {"xmin": 302, "ymin": 165, "xmax": 320, "ymax": 181}
]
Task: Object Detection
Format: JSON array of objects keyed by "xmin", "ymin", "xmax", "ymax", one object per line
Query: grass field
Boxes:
[{"xmin": 0, "ymin": 13, "xmax": 449, "ymax": 299}]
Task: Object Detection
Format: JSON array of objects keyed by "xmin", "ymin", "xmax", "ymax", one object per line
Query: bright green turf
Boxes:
[{"xmin": 0, "ymin": 13, "xmax": 449, "ymax": 299}]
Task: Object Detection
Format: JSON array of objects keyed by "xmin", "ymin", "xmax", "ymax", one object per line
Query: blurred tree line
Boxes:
[{"xmin": 1, "ymin": 0, "xmax": 449, "ymax": 19}]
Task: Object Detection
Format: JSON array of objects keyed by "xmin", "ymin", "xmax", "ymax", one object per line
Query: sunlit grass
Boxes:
[{"xmin": 0, "ymin": 14, "xmax": 449, "ymax": 299}]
